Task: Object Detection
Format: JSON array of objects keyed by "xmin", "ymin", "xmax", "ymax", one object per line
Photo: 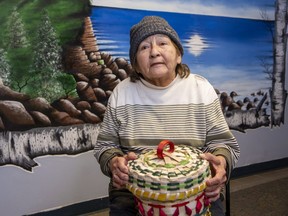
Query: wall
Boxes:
[
  {"xmin": 1, "ymin": 2, "xmax": 288, "ymax": 216},
  {"xmin": 1, "ymin": 106, "xmax": 287, "ymax": 216},
  {"xmin": 234, "ymin": 113, "xmax": 288, "ymax": 167},
  {"xmin": 1, "ymin": 152, "xmax": 109, "ymax": 216},
  {"xmin": 235, "ymin": 32, "xmax": 288, "ymax": 167}
]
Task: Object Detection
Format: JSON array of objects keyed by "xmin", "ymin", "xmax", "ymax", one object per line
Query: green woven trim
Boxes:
[{"xmin": 128, "ymin": 167, "xmax": 210, "ymax": 191}]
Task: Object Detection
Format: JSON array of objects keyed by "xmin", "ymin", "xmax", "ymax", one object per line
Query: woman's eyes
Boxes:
[{"xmin": 139, "ymin": 41, "xmax": 169, "ymax": 50}]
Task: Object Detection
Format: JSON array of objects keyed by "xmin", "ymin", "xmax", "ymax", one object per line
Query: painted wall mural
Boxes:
[{"xmin": 0, "ymin": 0, "xmax": 287, "ymax": 171}]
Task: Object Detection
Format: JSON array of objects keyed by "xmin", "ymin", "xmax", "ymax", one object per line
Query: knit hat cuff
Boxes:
[{"xmin": 129, "ymin": 16, "xmax": 183, "ymax": 65}]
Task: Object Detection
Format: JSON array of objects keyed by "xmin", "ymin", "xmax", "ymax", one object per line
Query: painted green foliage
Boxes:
[
  {"xmin": 0, "ymin": 0, "xmax": 88, "ymax": 102},
  {"xmin": 7, "ymin": 7, "xmax": 30, "ymax": 49},
  {"xmin": 28, "ymin": 9, "xmax": 64, "ymax": 102}
]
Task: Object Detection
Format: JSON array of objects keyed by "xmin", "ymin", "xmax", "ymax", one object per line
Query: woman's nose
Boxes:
[{"xmin": 150, "ymin": 45, "xmax": 160, "ymax": 58}]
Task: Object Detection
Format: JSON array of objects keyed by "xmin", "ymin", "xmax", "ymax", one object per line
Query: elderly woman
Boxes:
[{"xmin": 94, "ymin": 16, "xmax": 240, "ymax": 216}]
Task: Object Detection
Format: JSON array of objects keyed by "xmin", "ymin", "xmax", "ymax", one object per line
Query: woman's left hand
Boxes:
[{"xmin": 200, "ymin": 153, "xmax": 227, "ymax": 202}]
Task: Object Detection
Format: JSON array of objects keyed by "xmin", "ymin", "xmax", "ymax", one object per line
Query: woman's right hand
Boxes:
[{"xmin": 109, "ymin": 152, "xmax": 137, "ymax": 188}]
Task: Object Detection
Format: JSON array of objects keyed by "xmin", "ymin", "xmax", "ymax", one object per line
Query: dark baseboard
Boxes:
[
  {"xmin": 27, "ymin": 157, "xmax": 288, "ymax": 216},
  {"xmin": 231, "ymin": 157, "xmax": 288, "ymax": 179}
]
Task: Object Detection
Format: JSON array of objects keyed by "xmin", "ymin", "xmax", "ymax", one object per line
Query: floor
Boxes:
[{"xmin": 82, "ymin": 167, "xmax": 288, "ymax": 216}]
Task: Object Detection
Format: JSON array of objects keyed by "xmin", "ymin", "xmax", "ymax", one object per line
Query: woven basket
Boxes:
[{"xmin": 127, "ymin": 140, "xmax": 211, "ymax": 216}]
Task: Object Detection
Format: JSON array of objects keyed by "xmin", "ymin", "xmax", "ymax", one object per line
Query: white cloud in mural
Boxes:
[
  {"xmin": 185, "ymin": 34, "xmax": 210, "ymax": 57},
  {"xmin": 90, "ymin": 0, "xmax": 275, "ymax": 20}
]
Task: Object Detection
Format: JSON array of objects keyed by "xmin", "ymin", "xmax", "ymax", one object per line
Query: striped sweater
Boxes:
[{"xmin": 94, "ymin": 74, "xmax": 240, "ymax": 181}]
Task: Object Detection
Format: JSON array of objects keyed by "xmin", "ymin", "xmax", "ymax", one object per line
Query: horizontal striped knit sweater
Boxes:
[{"xmin": 94, "ymin": 74, "xmax": 240, "ymax": 183}]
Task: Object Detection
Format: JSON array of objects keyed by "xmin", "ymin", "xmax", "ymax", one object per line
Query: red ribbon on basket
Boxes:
[
  {"xmin": 204, "ymin": 195, "xmax": 210, "ymax": 207},
  {"xmin": 172, "ymin": 201, "xmax": 191, "ymax": 216},
  {"xmin": 148, "ymin": 203, "xmax": 167, "ymax": 216},
  {"xmin": 195, "ymin": 192, "xmax": 205, "ymax": 214},
  {"xmin": 135, "ymin": 197, "xmax": 167, "ymax": 216},
  {"xmin": 135, "ymin": 197, "xmax": 145, "ymax": 216},
  {"xmin": 157, "ymin": 140, "xmax": 175, "ymax": 159}
]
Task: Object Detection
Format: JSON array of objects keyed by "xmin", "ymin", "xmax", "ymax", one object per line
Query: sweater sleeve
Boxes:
[
  {"xmin": 202, "ymin": 80, "xmax": 240, "ymax": 181},
  {"xmin": 93, "ymin": 91, "xmax": 124, "ymax": 177}
]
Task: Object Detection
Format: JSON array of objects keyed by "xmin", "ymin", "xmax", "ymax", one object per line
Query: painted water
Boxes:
[{"xmin": 90, "ymin": 6, "xmax": 273, "ymax": 102}]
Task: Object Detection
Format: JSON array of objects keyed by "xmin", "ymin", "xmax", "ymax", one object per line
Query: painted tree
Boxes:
[
  {"xmin": 6, "ymin": 7, "xmax": 30, "ymax": 49},
  {"xmin": 29, "ymin": 9, "xmax": 63, "ymax": 102},
  {"xmin": 0, "ymin": 48, "xmax": 11, "ymax": 86},
  {"xmin": 0, "ymin": 124, "xmax": 100, "ymax": 171},
  {"xmin": 271, "ymin": 0, "xmax": 288, "ymax": 126},
  {"xmin": 259, "ymin": 8, "xmax": 274, "ymax": 81}
]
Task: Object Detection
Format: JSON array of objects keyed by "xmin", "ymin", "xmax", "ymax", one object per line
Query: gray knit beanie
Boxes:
[{"xmin": 129, "ymin": 16, "xmax": 184, "ymax": 66}]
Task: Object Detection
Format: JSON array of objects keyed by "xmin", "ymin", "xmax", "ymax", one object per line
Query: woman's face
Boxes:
[{"xmin": 135, "ymin": 34, "xmax": 182, "ymax": 87}]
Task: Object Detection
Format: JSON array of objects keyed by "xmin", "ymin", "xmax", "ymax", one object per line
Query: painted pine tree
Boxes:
[
  {"xmin": 29, "ymin": 9, "xmax": 63, "ymax": 102},
  {"xmin": 6, "ymin": 7, "xmax": 30, "ymax": 49}
]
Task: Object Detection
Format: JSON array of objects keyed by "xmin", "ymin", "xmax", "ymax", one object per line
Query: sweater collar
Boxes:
[{"xmin": 139, "ymin": 74, "xmax": 180, "ymax": 90}]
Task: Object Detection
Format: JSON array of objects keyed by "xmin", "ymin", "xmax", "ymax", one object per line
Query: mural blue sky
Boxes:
[
  {"xmin": 91, "ymin": 0, "xmax": 275, "ymax": 100},
  {"xmin": 90, "ymin": 0, "xmax": 275, "ymax": 20}
]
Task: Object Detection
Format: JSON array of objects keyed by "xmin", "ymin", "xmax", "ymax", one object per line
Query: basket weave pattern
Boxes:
[{"xmin": 127, "ymin": 142, "xmax": 211, "ymax": 216}]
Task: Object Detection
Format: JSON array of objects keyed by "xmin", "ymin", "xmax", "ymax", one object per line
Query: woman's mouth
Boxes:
[{"xmin": 151, "ymin": 62, "xmax": 163, "ymax": 67}]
